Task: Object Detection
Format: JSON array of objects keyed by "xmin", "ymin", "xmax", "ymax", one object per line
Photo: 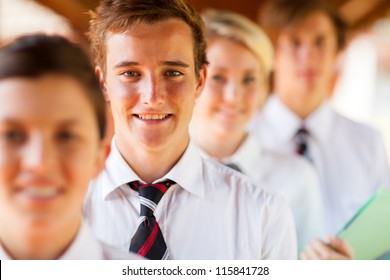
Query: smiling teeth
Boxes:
[
  {"xmin": 138, "ymin": 114, "xmax": 168, "ymax": 120},
  {"xmin": 23, "ymin": 187, "xmax": 58, "ymax": 198}
]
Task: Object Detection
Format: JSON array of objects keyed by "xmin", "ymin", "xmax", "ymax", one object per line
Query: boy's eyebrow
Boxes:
[
  {"xmin": 162, "ymin": 60, "xmax": 190, "ymax": 68},
  {"xmin": 113, "ymin": 60, "xmax": 190, "ymax": 70},
  {"xmin": 114, "ymin": 60, "xmax": 190, "ymax": 69},
  {"xmin": 113, "ymin": 61, "xmax": 139, "ymax": 69},
  {"xmin": 0, "ymin": 118, "xmax": 82, "ymax": 126}
]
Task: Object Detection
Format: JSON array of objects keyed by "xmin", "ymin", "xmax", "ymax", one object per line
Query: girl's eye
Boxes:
[
  {"xmin": 243, "ymin": 76, "xmax": 256, "ymax": 84},
  {"xmin": 212, "ymin": 74, "xmax": 225, "ymax": 83},
  {"xmin": 291, "ymin": 38, "xmax": 301, "ymax": 48}
]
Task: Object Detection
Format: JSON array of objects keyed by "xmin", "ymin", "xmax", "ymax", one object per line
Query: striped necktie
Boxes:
[{"xmin": 128, "ymin": 179, "xmax": 175, "ymax": 259}]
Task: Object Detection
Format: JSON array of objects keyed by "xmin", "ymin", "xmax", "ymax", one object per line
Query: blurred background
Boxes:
[{"xmin": 0, "ymin": 0, "xmax": 389, "ymax": 160}]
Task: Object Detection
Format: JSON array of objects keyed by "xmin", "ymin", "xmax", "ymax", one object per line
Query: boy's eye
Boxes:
[
  {"xmin": 166, "ymin": 70, "xmax": 182, "ymax": 77},
  {"xmin": 316, "ymin": 36, "xmax": 325, "ymax": 48},
  {"xmin": 57, "ymin": 131, "xmax": 77, "ymax": 142},
  {"xmin": 0, "ymin": 130, "xmax": 26, "ymax": 144},
  {"xmin": 122, "ymin": 71, "xmax": 140, "ymax": 77}
]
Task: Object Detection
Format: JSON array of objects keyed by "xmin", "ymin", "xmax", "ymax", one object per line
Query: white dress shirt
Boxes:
[
  {"xmin": 199, "ymin": 134, "xmax": 326, "ymax": 254},
  {"xmin": 249, "ymin": 95, "xmax": 390, "ymax": 234},
  {"xmin": 0, "ymin": 221, "xmax": 138, "ymax": 260},
  {"xmin": 84, "ymin": 138, "xmax": 297, "ymax": 260}
]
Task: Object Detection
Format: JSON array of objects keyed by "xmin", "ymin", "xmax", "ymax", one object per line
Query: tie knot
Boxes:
[
  {"xmin": 296, "ymin": 127, "xmax": 309, "ymax": 135},
  {"xmin": 294, "ymin": 127, "xmax": 309, "ymax": 156},
  {"xmin": 224, "ymin": 163, "xmax": 242, "ymax": 173},
  {"xmin": 129, "ymin": 179, "xmax": 175, "ymax": 216}
]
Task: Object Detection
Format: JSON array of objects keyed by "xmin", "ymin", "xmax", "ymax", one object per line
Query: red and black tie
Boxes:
[{"xmin": 128, "ymin": 180, "xmax": 174, "ymax": 260}]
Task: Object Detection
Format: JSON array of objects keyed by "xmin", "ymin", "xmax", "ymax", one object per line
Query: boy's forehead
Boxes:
[
  {"xmin": 103, "ymin": 19, "xmax": 195, "ymax": 60},
  {"xmin": 103, "ymin": 19, "xmax": 196, "ymax": 68},
  {"xmin": 106, "ymin": 20, "xmax": 194, "ymax": 43},
  {"xmin": 105, "ymin": 18, "xmax": 192, "ymax": 40},
  {"xmin": 281, "ymin": 11, "xmax": 336, "ymax": 36}
]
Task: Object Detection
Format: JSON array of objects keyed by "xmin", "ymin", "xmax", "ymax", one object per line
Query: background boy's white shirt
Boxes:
[{"xmin": 249, "ymin": 95, "xmax": 390, "ymax": 235}]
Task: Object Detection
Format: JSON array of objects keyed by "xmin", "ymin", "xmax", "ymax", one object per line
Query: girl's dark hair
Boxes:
[{"xmin": 0, "ymin": 34, "xmax": 106, "ymax": 139}]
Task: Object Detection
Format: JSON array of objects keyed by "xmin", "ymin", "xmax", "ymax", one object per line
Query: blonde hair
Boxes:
[{"xmin": 202, "ymin": 9, "xmax": 274, "ymax": 77}]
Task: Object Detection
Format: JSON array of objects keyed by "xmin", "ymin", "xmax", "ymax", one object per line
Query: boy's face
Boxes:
[
  {"xmin": 99, "ymin": 19, "xmax": 205, "ymax": 154},
  {"xmin": 273, "ymin": 11, "xmax": 339, "ymax": 108},
  {"xmin": 0, "ymin": 75, "xmax": 105, "ymax": 237}
]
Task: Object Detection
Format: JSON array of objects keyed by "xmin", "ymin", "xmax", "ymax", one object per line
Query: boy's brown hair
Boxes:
[
  {"xmin": 259, "ymin": 0, "xmax": 347, "ymax": 50},
  {"xmin": 89, "ymin": 0, "xmax": 208, "ymax": 77}
]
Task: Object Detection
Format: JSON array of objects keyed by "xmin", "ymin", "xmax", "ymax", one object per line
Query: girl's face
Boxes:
[
  {"xmin": 193, "ymin": 37, "xmax": 267, "ymax": 140},
  {"xmin": 0, "ymin": 74, "xmax": 106, "ymax": 236}
]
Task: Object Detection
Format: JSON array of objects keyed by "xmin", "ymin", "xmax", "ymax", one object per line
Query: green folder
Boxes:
[{"xmin": 337, "ymin": 188, "xmax": 390, "ymax": 260}]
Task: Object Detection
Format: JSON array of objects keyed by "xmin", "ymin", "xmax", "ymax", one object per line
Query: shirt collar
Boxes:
[
  {"xmin": 263, "ymin": 95, "xmax": 302, "ymax": 144},
  {"xmin": 264, "ymin": 95, "xmax": 333, "ymax": 143},
  {"xmin": 101, "ymin": 136, "xmax": 141, "ymax": 199},
  {"xmin": 0, "ymin": 221, "xmax": 103, "ymax": 260},
  {"xmin": 164, "ymin": 140, "xmax": 204, "ymax": 198},
  {"xmin": 222, "ymin": 134, "xmax": 262, "ymax": 175},
  {"xmin": 198, "ymin": 134, "xmax": 262, "ymax": 177},
  {"xmin": 102, "ymin": 137, "xmax": 204, "ymax": 199},
  {"xmin": 59, "ymin": 220, "xmax": 103, "ymax": 260},
  {"xmin": 304, "ymin": 101, "xmax": 334, "ymax": 143}
]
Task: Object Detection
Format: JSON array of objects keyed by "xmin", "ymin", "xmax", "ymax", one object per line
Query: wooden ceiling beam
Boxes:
[
  {"xmin": 35, "ymin": 0, "xmax": 90, "ymax": 33},
  {"xmin": 188, "ymin": 0, "xmax": 262, "ymax": 21},
  {"xmin": 351, "ymin": 1, "xmax": 390, "ymax": 30},
  {"xmin": 339, "ymin": 0, "xmax": 387, "ymax": 26},
  {"xmin": 36, "ymin": 0, "xmax": 390, "ymax": 36}
]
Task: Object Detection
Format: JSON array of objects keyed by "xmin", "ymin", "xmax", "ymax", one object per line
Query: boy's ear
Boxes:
[
  {"xmin": 195, "ymin": 65, "xmax": 207, "ymax": 98},
  {"xmin": 93, "ymin": 139, "xmax": 111, "ymax": 178},
  {"xmin": 95, "ymin": 66, "xmax": 109, "ymax": 101}
]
